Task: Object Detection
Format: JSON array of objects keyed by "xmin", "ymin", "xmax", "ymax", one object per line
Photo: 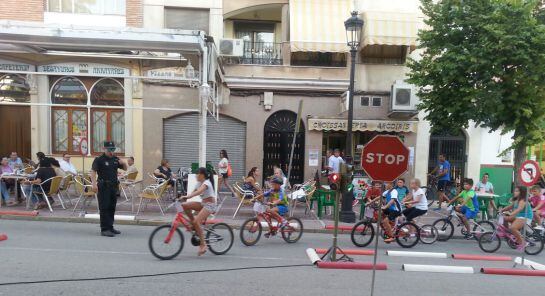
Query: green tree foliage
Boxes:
[{"xmin": 408, "ymin": 0, "xmax": 545, "ymax": 170}]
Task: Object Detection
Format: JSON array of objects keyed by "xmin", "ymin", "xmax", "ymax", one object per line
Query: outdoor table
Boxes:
[
  {"xmin": 477, "ymin": 192, "xmax": 499, "ymax": 220},
  {"xmin": 0, "ymin": 173, "xmax": 34, "ymax": 209}
]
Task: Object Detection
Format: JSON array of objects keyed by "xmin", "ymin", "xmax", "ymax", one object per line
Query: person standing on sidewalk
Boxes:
[
  {"xmin": 91, "ymin": 141, "xmax": 127, "ymax": 237},
  {"xmin": 217, "ymin": 149, "xmax": 235, "ymax": 198}
]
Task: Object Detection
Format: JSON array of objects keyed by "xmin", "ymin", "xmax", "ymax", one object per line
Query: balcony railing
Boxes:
[{"xmin": 225, "ymin": 41, "xmax": 282, "ymax": 65}]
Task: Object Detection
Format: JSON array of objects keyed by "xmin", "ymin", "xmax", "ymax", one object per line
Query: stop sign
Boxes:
[{"xmin": 361, "ymin": 135, "xmax": 409, "ymax": 182}]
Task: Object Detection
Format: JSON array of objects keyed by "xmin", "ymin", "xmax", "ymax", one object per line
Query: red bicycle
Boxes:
[
  {"xmin": 148, "ymin": 201, "xmax": 234, "ymax": 260},
  {"xmin": 239, "ymin": 201, "xmax": 303, "ymax": 246}
]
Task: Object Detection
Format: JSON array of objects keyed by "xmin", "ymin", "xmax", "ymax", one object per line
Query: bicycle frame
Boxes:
[{"xmin": 164, "ymin": 212, "xmax": 193, "ymax": 244}]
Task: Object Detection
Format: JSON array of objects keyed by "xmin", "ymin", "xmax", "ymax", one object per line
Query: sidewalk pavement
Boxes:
[{"xmin": 0, "ymin": 192, "xmax": 468, "ymax": 236}]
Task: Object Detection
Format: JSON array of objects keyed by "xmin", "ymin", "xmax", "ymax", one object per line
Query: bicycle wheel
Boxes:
[
  {"xmin": 524, "ymin": 233, "xmax": 544, "ymax": 255},
  {"xmin": 148, "ymin": 224, "xmax": 184, "ymax": 260},
  {"xmin": 422, "ymin": 186, "xmax": 436, "ymax": 207},
  {"xmin": 506, "ymin": 237, "xmax": 518, "ymax": 249},
  {"xmin": 432, "ymin": 219, "xmax": 454, "ymax": 241},
  {"xmin": 240, "ymin": 218, "xmax": 262, "ymax": 246},
  {"xmin": 350, "ymin": 221, "xmax": 375, "ymax": 248},
  {"xmin": 396, "ymin": 222, "xmax": 420, "ymax": 248},
  {"xmin": 478, "ymin": 232, "xmax": 501, "ymax": 253},
  {"xmin": 206, "ymin": 223, "xmax": 234, "ymax": 255},
  {"xmin": 281, "ymin": 217, "xmax": 304, "ymax": 243},
  {"xmin": 472, "ymin": 221, "xmax": 495, "ymax": 238},
  {"xmin": 419, "ymin": 224, "xmax": 438, "ymax": 244}
]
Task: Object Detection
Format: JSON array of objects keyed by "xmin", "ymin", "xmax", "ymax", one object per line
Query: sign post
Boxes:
[
  {"xmin": 516, "ymin": 160, "xmax": 541, "ymax": 268},
  {"xmin": 361, "ymin": 135, "xmax": 409, "ymax": 296}
]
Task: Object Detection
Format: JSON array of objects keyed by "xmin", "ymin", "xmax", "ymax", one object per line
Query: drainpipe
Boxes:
[{"xmin": 199, "ymin": 43, "xmax": 209, "ymax": 167}]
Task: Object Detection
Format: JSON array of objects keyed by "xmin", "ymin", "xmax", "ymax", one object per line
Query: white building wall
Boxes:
[
  {"xmin": 480, "ymin": 129, "xmax": 514, "ymax": 165},
  {"xmin": 44, "ymin": 12, "xmax": 126, "ymax": 27}
]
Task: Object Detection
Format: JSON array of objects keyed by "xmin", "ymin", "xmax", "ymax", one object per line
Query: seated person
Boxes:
[
  {"xmin": 257, "ymin": 177, "xmax": 288, "ymax": 232},
  {"xmin": 475, "ymin": 173, "xmax": 497, "ymax": 212},
  {"xmin": 381, "ymin": 181, "xmax": 402, "ymax": 243},
  {"xmin": 22, "ymin": 158, "xmax": 57, "ymax": 210},
  {"xmin": 154, "ymin": 159, "xmax": 176, "ymax": 186},
  {"xmin": 8, "ymin": 152, "xmax": 23, "ymax": 170},
  {"xmin": 1, "ymin": 157, "xmax": 23, "ymax": 205},
  {"xmin": 242, "ymin": 167, "xmax": 261, "ymax": 195},
  {"xmin": 501, "ymin": 186, "xmax": 533, "ymax": 251},
  {"xmin": 125, "ymin": 157, "xmax": 138, "ymax": 175},
  {"xmin": 365, "ymin": 181, "xmax": 383, "ymax": 205},
  {"xmin": 59, "ymin": 154, "xmax": 77, "ymax": 175},
  {"xmin": 529, "ymin": 185, "xmax": 545, "ymax": 227},
  {"xmin": 403, "ymin": 178, "xmax": 428, "ymax": 222},
  {"xmin": 449, "ymin": 178, "xmax": 478, "ymax": 239}
]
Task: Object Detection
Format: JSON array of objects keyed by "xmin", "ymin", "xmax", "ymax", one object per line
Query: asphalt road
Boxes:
[{"xmin": 1, "ymin": 219, "xmax": 545, "ymax": 296}]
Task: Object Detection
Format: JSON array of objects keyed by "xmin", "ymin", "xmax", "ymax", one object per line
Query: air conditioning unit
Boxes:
[
  {"xmin": 218, "ymin": 39, "xmax": 244, "ymax": 57},
  {"xmin": 391, "ymin": 80, "xmax": 418, "ymax": 111}
]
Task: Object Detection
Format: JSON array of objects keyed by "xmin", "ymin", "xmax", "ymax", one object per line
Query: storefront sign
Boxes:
[
  {"xmin": 0, "ymin": 59, "xmax": 36, "ymax": 72},
  {"xmin": 37, "ymin": 63, "xmax": 129, "ymax": 77},
  {"xmin": 308, "ymin": 118, "xmax": 418, "ymax": 133},
  {"xmin": 146, "ymin": 67, "xmax": 188, "ymax": 80},
  {"xmin": 308, "ymin": 149, "xmax": 319, "ymax": 167}
]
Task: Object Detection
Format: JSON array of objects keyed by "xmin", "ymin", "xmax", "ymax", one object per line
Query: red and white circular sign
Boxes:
[
  {"xmin": 361, "ymin": 135, "xmax": 409, "ymax": 182},
  {"xmin": 79, "ymin": 138, "xmax": 88, "ymax": 156},
  {"xmin": 518, "ymin": 160, "xmax": 541, "ymax": 186}
]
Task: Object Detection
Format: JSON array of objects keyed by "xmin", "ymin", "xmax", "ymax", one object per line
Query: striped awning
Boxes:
[
  {"xmin": 289, "ymin": 0, "xmax": 353, "ymax": 53},
  {"xmin": 361, "ymin": 11, "xmax": 421, "ymax": 48}
]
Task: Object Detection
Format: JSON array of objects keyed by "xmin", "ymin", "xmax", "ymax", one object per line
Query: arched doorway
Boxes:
[
  {"xmin": 263, "ymin": 110, "xmax": 305, "ymax": 185},
  {"xmin": 428, "ymin": 130, "xmax": 467, "ymax": 181}
]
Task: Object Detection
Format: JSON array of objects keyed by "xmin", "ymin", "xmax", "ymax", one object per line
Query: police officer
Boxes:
[{"xmin": 91, "ymin": 141, "xmax": 127, "ymax": 237}]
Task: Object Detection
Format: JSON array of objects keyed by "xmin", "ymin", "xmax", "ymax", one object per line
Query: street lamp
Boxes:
[{"xmin": 340, "ymin": 11, "xmax": 363, "ymax": 223}]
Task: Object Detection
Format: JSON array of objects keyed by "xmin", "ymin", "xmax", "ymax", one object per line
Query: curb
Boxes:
[{"xmin": 0, "ymin": 215, "xmax": 474, "ymax": 239}]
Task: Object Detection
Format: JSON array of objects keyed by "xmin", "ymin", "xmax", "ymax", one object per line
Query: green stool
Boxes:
[{"xmin": 313, "ymin": 189, "xmax": 337, "ymax": 219}]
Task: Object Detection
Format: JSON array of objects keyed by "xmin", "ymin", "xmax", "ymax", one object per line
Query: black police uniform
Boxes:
[{"xmin": 92, "ymin": 152, "xmax": 123, "ymax": 232}]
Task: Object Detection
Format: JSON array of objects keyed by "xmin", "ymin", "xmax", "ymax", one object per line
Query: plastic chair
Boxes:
[
  {"xmin": 136, "ymin": 180, "xmax": 169, "ymax": 216},
  {"xmin": 289, "ymin": 182, "xmax": 316, "ymax": 216},
  {"xmin": 493, "ymin": 193, "xmax": 513, "ymax": 217},
  {"xmin": 314, "ymin": 189, "xmax": 337, "ymax": 219},
  {"xmin": 31, "ymin": 176, "xmax": 64, "ymax": 212},
  {"xmin": 72, "ymin": 175, "xmax": 99, "ymax": 214},
  {"xmin": 232, "ymin": 182, "xmax": 256, "ymax": 218},
  {"xmin": 119, "ymin": 171, "xmax": 139, "ymax": 202}
]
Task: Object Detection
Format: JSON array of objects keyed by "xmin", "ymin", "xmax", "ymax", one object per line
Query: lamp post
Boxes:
[{"xmin": 340, "ymin": 11, "xmax": 364, "ymax": 223}]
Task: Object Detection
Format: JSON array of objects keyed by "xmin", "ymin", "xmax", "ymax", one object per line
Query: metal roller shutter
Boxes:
[{"xmin": 163, "ymin": 113, "xmax": 247, "ymax": 183}]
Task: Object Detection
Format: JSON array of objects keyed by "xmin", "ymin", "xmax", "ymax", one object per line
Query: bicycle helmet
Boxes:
[{"xmin": 271, "ymin": 176, "xmax": 284, "ymax": 185}]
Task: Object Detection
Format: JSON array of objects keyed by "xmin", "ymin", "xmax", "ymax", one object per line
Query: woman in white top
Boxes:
[
  {"xmin": 180, "ymin": 167, "xmax": 217, "ymax": 256},
  {"xmin": 217, "ymin": 149, "xmax": 235, "ymax": 197},
  {"xmin": 402, "ymin": 178, "xmax": 428, "ymax": 221}
]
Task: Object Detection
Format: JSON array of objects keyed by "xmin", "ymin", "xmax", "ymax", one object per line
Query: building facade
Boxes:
[{"xmin": 0, "ymin": 0, "xmax": 515, "ymax": 194}]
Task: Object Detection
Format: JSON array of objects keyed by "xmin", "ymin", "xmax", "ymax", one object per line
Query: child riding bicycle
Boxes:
[
  {"xmin": 448, "ymin": 178, "xmax": 479, "ymax": 239},
  {"xmin": 381, "ymin": 181, "xmax": 402, "ymax": 243},
  {"xmin": 501, "ymin": 186, "xmax": 533, "ymax": 251},
  {"xmin": 255, "ymin": 176, "xmax": 288, "ymax": 229}
]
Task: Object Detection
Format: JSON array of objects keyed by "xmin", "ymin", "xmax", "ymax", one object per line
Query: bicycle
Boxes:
[
  {"xmin": 422, "ymin": 175, "xmax": 457, "ymax": 207},
  {"xmin": 148, "ymin": 201, "xmax": 234, "ymax": 260},
  {"xmin": 478, "ymin": 214, "xmax": 544, "ymax": 255},
  {"xmin": 432, "ymin": 205, "xmax": 495, "ymax": 241},
  {"xmin": 350, "ymin": 203, "xmax": 421, "ymax": 248},
  {"xmin": 239, "ymin": 200, "xmax": 303, "ymax": 246}
]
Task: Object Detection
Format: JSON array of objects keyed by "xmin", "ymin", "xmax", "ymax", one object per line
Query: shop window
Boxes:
[
  {"xmin": 0, "ymin": 74, "xmax": 30, "ymax": 103},
  {"xmin": 51, "ymin": 77, "xmax": 124, "ymax": 155},
  {"xmin": 90, "ymin": 78, "xmax": 125, "ymax": 154},
  {"xmin": 47, "ymin": 0, "xmax": 126, "ymax": 15},
  {"xmin": 164, "ymin": 7, "xmax": 209, "ymax": 32},
  {"xmin": 361, "ymin": 96, "xmax": 370, "ymax": 106},
  {"xmin": 361, "ymin": 45, "xmax": 407, "ymax": 64},
  {"xmin": 291, "ymin": 52, "xmax": 347, "ymax": 67}
]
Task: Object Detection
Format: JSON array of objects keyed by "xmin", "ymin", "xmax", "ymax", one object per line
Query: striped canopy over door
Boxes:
[{"xmin": 289, "ymin": 0, "xmax": 353, "ymax": 52}]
